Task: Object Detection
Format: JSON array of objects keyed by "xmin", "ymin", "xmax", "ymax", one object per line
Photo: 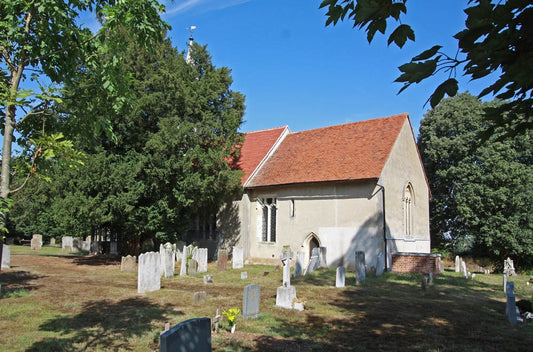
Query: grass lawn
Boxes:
[{"xmin": 1, "ymin": 246, "xmax": 533, "ymax": 351}]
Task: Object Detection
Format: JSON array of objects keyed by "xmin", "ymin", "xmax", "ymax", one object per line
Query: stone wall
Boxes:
[{"xmin": 390, "ymin": 252, "xmax": 443, "ymax": 275}]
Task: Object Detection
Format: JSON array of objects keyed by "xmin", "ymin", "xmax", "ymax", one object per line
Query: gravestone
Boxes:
[
  {"xmin": 504, "ymin": 257, "xmax": 516, "ymax": 276},
  {"xmin": 160, "ymin": 245, "xmax": 175, "ymax": 278},
  {"xmin": 505, "ymin": 281, "xmax": 517, "ymax": 325},
  {"xmin": 1, "ymin": 244, "xmax": 10, "ymax": 269},
  {"xmin": 175, "ymin": 241, "xmax": 185, "ymax": 262},
  {"xmin": 276, "ymin": 246, "xmax": 298, "ymax": 309},
  {"xmin": 197, "ymin": 248, "xmax": 208, "ymax": 273},
  {"xmin": 81, "ymin": 237, "xmax": 91, "ymax": 252},
  {"xmin": 62, "ymin": 236, "xmax": 74, "ymax": 252},
  {"xmin": 461, "ymin": 260, "xmax": 468, "ymax": 279},
  {"xmin": 429, "ymin": 272, "xmax": 434, "ymax": 284},
  {"xmin": 243, "ymin": 284, "xmax": 261, "ymax": 318},
  {"xmin": 217, "ymin": 250, "xmax": 228, "ymax": 271},
  {"xmin": 49, "ymin": 238, "xmax": 56, "ymax": 246},
  {"xmin": 318, "ymin": 247, "xmax": 327, "ymax": 268},
  {"xmin": 138, "ymin": 251, "xmax": 161, "ymax": 293},
  {"xmin": 160, "ymin": 318, "xmax": 211, "ymax": 352},
  {"xmin": 503, "ymin": 274, "xmax": 508, "ymax": 293},
  {"xmin": 376, "ymin": 252, "xmax": 384, "ymax": 276},
  {"xmin": 336, "ymin": 267, "xmax": 345, "ymax": 288},
  {"xmin": 203, "ymin": 275, "xmax": 213, "ymax": 284},
  {"xmin": 110, "ymin": 241, "xmax": 118, "ymax": 255},
  {"xmin": 305, "ymin": 256, "xmax": 319, "ymax": 275},
  {"xmin": 31, "ymin": 234, "xmax": 42, "ymax": 250},
  {"xmin": 232, "ymin": 246, "xmax": 244, "ymax": 269},
  {"xmin": 120, "ymin": 255, "xmax": 137, "ymax": 272},
  {"xmin": 90, "ymin": 240, "xmax": 99, "ymax": 254},
  {"xmin": 180, "ymin": 245, "xmax": 188, "ymax": 276},
  {"xmin": 192, "ymin": 291, "xmax": 206, "ymax": 305},
  {"xmin": 241, "ymin": 272, "xmax": 248, "ymax": 280},
  {"xmin": 355, "ymin": 251, "xmax": 366, "ymax": 284},
  {"xmin": 191, "ymin": 246, "xmax": 199, "ymax": 264},
  {"xmin": 293, "ymin": 251, "xmax": 305, "ymax": 277},
  {"xmin": 188, "ymin": 259, "xmax": 198, "ymax": 276},
  {"xmin": 455, "ymin": 255, "xmax": 461, "ymax": 272}
]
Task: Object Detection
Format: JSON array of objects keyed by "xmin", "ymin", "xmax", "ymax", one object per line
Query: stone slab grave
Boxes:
[
  {"xmin": 160, "ymin": 243, "xmax": 175, "ymax": 278},
  {"xmin": 304, "ymin": 255, "xmax": 319, "ymax": 275},
  {"xmin": 276, "ymin": 246, "xmax": 300, "ymax": 310},
  {"xmin": 138, "ymin": 251, "xmax": 161, "ymax": 293},
  {"xmin": 461, "ymin": 260, "xmax": 468, "ymax": 279},
  {"xmin": 455, "ymin": 255, "xmax": 461, "ymax": 272},
  {"xmin": 49, "ymin": 238, "xmax": 56, "ymax": 246},
  {"xmin": 355, "ymin": 251, "xmax": 366, "ymax": 284},
  {"xmin": 62, "ymin": 236, "xmax": 74, "ymax": 252},
  {"xmin": 241, "ymin": 271, "xmax": 248, "ymax": 280},
  {"xmin": 110, "ymin": 241, "xmax": 118, "ymax": 255},
  {"xmin": 31, "ymin": 234, "xmax": 42, "ymax": 250},
  {"xmin": 180, "ymin": 245, "xmax": 195, "ymax": 276},
  {"xmin": 293, "ymin": 251, "xmax": 305, "ymax": 277},
  {"xmin": 336, "ymin": 266, "xmax": 345, "ymax": 288},
  {"xmin": 121, "ymin": 255, "xmax": 137, "ymax": 272},
  {"xmin": 376, "ymin": 252, "xmax": 384, "ymax": 276},
  {"xmin": 192, "ymin": 291, "xmax": 207, "ymax": 306},
  {"xmin": 232, "ymin": 246, "xmax": 244, "ymax": 269},
  {"xmin": 188, "ymin": 259, "xmax": 198, "ymax": 276},
  {"xmin": 243, "ymin": 284, "xmax": 261, "ymax": 319},
  {"xmin": 1, "ymin": 244, "xmax": 10, "ymax": 269},
  {"xmin": 318, "ymin": 247, "xmax": 327, "ymax": 268},
  {"xmin": 196, "ymin": 248, "xmax": 208, "ymax": 273},
  {"xmin": 160, "ymin": 317, "xmax": 211, "ymax": 352},
  {"xmin": 217, "ymin": 250, "xmax": 228, "ymax": 272},
  {"xmin": 504, "ymin": 257, "xmax": 516, "ymax": 276},
  {"xmin": 505, "ymin": 281, "xmax": 518, "ymax": 325}
]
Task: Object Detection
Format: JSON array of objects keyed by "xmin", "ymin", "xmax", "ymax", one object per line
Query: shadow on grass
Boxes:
[
  {"xmin": 72, "ymin": 255, "xmax": 121, "ymax": 266},
  {"xmin": 26, "ymin": 297, "xmax": 182, "ymax": 352},
  {"xmin": 0, "ymin": 270, "xmax": 42, "ymax": 295}
]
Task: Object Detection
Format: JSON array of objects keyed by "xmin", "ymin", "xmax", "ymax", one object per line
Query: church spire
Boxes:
[{"xmin": 186, "ymin": 26, "xmax": 196, "ymax": 65}]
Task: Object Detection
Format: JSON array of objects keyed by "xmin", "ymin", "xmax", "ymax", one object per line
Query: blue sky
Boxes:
[{"xmin": 158, "ymin": 0, "xmax": 493, "ymax": 136}]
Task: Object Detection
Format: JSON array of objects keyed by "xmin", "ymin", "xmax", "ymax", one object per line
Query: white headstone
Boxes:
[
  {"xmin": 138, "ymin": 251, "xmax": 161, "ymax": 293},
  {"xmin": 180, "ymin": 245, "xmax": 189, "ymax": 276},
  {"xmin": 504, "ymin": 257, "xmax": 516, "ymax": 276},
  {"xmin": 503, "ymin": 274, "xmax": 508, "ymax": 293},
  {"xmin": 461, "ymin": 261, "xmax": 468, "ymax": 279},
  {"xmin": 336, "ymin": 266, "xmax": 345, "ymax": 288},
  {"xmin": 197, "ymin": 248, "xmax": 208, "ymax": 273},
  {"xmin": 160, "ymin": 246, "xmax": 175, "ymax": 278},
  {"xmin": 276, "ymin": 285, "xmax": 297, "ymax": 309},
  {"xmin": 62, "ymin": 236, "xmax": 74, "ymax": 252},
  {"xmin": 318, "ymin": 247, "xmax": 327, "ymax": 268},
  {"xmin": 305, "ymin": 255, "xmax": 319, "ymax": 275},
  {"xmin": 232, "ymin": 246, "xmax": 244, "ymax": 269},
  {"xmin": 1, "ymin": 244, "xmax": 10, "ymax": 269},
  {"xmin": 455, "ymin": 255, "xmax": 461, "ymax": 272},
  {"xmin": 31, "ymin": 234, "xmax": 43, "ymax": 250},
  {"xmin": 376, "ymin": 252, "xmax": 384, "ymax": 276}
]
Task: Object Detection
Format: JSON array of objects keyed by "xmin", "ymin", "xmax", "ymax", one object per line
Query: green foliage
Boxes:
[
  {"xmin": 418, "ymin": 93, "xmax": 533, "ymax": 269},
  {"xmin": 319, "ymin": 0, "xmax": 533, "ymax": 131}
]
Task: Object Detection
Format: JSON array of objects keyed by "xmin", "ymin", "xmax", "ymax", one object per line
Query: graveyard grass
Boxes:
[{"xmin": 1, "ymin": 246, "xmax": 533, "ymax": 351}]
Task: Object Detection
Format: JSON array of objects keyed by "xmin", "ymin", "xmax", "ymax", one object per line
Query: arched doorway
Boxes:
[
  {"xmin": 302, "ymin": 232, "xmax": 321, "ymax": 267},
  {"xmin": 309, "ymin": 236, "xmax": 320, "ymax": 259}
]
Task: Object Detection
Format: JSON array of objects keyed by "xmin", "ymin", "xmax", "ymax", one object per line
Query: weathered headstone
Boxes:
[
  {"xmin": 90, "ymin": 240, "xmax": 99, "ymax": 254},
  {"xmin": 62, "ymin": 236, "xmax": 74, "ymax": 252},
  {"xmin": 197, "ymin": 248, "xmax": 208, "ymax": 273},
  {"xmin": 138, "ymin": 251, "xmax": 161, "ymax": 293},
  {"xmin": 49, "ymin": 238, "xmax": 56, "ymax": 246},
  {"xmin": 461, "ymin": 260, "xmax": 468, "ymax": 279},
  {"xmin": 276, "ymin": 246, "xmax": 298, "ymax": 309},
  {"xmin": 429, "ymin": 272, "xmax": 434, "ymax": 284},
  {"xmin": 1, "ymin": 244, "xmax": 10, "ymax": 269},
  {"xmin": 217, "ymin": 250, "xmax": 228, "ymax": 271},
  {"xmin": 192, "ymin": 291, "xmax": 207, "ymax": 305},
  {"xmin": 160, "ymin": 245, "xmax": 175, "ymax": 278},
  {"xmin": 31, "ymin": 234, "xmax": 42, "ymax": 250},
  {"xmin": 503, "ymin": 273, "xmax": 508, "ymax": 293},
  {"xmin": 110, "ymin": 241, "xmax": 118, "ymax": 255},
  {"xmin": 504, "ymin": 257, "xmax": 516, "ymax": 276},
  {"xmin": 81, "ymin": 237, "xmax": 91, "ymax": 252},
  {"xmin": 355, "ymin": 251, "xmax": 366, "ymax": 284},
  {"xmin": 203, "ymin": 275, "xmax": 213, "ymax": 284},
  {"xmin": 293, "ymin": 251, "xmax": 305, "ymax": 277},
  {"xmin": 243, "ymin": 284, "xmax": 261, "ymax": 318},
  {"xmin": 305, "ymin": 255, "xmax": 319, "ymax": 275},
  {"xmin": 188, "ymin": 259, "xmax": 198, "ymax": 276},
  {"xmin": 175, "ymin": 241, "xmax": 185, "ymax": 262},
  {"xmin": 232, "ymin": 246, "xmax": 244, "ymax": 269},
  {"xmin": 455, "ymin": 255, "xmax": 461, "ymax": 272},
  {"xmin": 318, "ymin": 247, "xmax": 327, "ymax": 268},
  {"xmin": 120, "ymin": 255, "xmax": 137, "ymax": 272},
  {"xmin": 241, "ymin": 271, "xmax": 248, "ymax": 280},
  {"xmin": 336, "ymin": 266, "xmax": 345, "ymax": 288},
  {"xmin": 180, "ymin": 245, "xmax": 188, "ymax": 276},
  {"xmin": 505, "ymin": 281, "xmax": 517, "ymax": 325},
  {"xmin": 376, "ymin": 252, "xmax": 384, "ymax": 276},
  {"xmin": 160, "ymin": 318, "xmax": 211, "ymax": 352}
]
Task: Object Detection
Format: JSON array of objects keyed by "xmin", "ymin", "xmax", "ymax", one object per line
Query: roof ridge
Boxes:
[
  {"xmin": 289, "ymin": 113, "xmax": 408, "ymax": 135},
  {"xmin": 244, "ymin": 126, "xmax": 288, "ymax": 134}
]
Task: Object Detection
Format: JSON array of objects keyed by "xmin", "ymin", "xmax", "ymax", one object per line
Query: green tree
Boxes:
[
  {"xmin": 418, "ymin": 93, "xmax": 533, "ymax": 269},
  {"xmin": 319, "ymin": 0, "xmax": 532, "ymax": 132},
  {"xmin": 12, "ymin": 36, "xmax": 245, "ymax": 252}
]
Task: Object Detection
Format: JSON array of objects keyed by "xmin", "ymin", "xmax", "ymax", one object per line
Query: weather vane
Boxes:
[{"xmin": 187, "ymin": 26, "xmax": 197, "ymax": 40}]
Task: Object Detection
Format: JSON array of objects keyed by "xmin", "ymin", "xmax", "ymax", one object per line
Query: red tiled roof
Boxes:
[
  {"xmin": 246, "ymin": 114, "xmax": 408, "ymax": 188},
  {"xmin": 233, "ymin": 126, "xmax": 287, "ymax": 185}
]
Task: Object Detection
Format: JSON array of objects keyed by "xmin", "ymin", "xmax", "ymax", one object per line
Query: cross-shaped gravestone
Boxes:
[{"xmin": 280, "ymin": 246, "xmax": 293, "ymax": 287}]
